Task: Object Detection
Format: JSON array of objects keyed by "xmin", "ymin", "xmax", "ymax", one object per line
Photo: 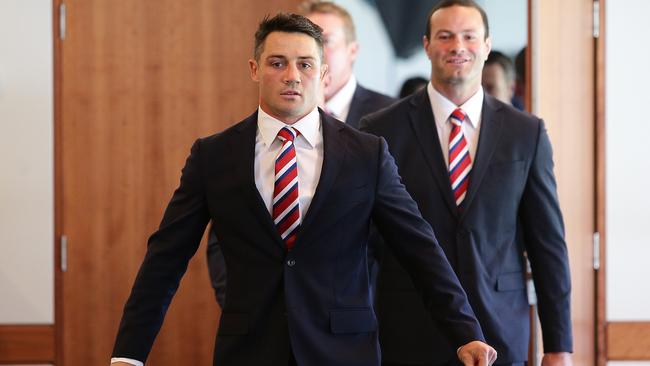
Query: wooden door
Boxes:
[
  {"xmin": 535, "ymin": 0, "xmax": 597, "ymax": 365},
  {"xmin": 57, "ymin": 1, "xmax": 300, "ymax": 364}
]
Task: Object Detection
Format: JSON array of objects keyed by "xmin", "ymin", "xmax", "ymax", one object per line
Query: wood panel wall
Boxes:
[
  {"xmin": 57, "ymin": 1, "xmax": 301, "ymax": 364},
  {"xmin": 607, "ymin": 322, "xmax": 650, "ymax": 360},
  {"xmin": 0, "ymin": 325, "xmax": 55, "ymax": 364}
]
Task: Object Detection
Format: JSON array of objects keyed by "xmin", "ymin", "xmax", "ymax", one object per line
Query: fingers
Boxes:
[
  {"xmin": 488, "ymin": 347, "xmax": 498, "ymax": 365},
  {"xmin": 458, "ymin": 341, "xmax": 497, "ymax": 366}
]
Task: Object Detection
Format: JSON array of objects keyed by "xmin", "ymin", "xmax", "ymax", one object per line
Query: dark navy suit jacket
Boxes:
[
  {"xmin": 208, "ymin": 83, "xmax": 395, "ymax": 306},
  {"xmin": 345, "ymin": 84, "xmax": 396, "ymax": 129},
  {"xmin": 360, "ymin": 90, "xmax": 573, "ymax": 365},
  {"xmin": 112, "ymin": 110, "xmax": 483, "ymax": 366}
]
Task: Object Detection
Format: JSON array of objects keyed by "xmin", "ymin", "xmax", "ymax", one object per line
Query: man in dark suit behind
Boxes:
[
  {"xmin": 207, "ymin": 0, "xmax": 395, "ymax": 307},
  {"xmin": 302, "ymin": 1, "xmax": 395, "ymax": 128},
  {"xmin": 360, "ymin": 1, "xmax": 573, "ymax": 366},
  {"xmin": 111, "ymin": 12, "xmax": 496, "ymax": 366}
]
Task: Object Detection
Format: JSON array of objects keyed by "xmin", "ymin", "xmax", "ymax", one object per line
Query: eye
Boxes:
[
  {"xmin": 464, "ymin": 34, "xmax": 477, "ymax": 41},
  {"xmin": 300, "ymin": 62, "xmax": 313, "ymax": 69},
  {"xmin": 437, "ymin": 33, "xmax": 451, "ymax": 41},
  {"xmin": 271, "ymin": 61, "xmax": 284, "ymax": 68}
]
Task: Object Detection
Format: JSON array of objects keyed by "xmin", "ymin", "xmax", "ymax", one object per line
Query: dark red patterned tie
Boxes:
[
  {"xmin": 448, "ymin": 108, "xmax": 472, "ymax": 206},
  {"xmin": 273, "ymin": 127, "xmax": 300, "ymax": 250}
]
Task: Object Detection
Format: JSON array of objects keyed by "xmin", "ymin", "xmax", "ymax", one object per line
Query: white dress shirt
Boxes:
[
  {"xmin": 325, "ymin": 74, "xmax": 357, "ymax": 122},
  {"xmin": 110, "ymin": 107, "xmax": 324, "ymax": 366},
  {"xmin": 255, "ymin": 106, "xmax": 323, "ymax": 220},
  {"xmin": 427, "ymin": 82, "xmax": 484, "ymax": 167}
]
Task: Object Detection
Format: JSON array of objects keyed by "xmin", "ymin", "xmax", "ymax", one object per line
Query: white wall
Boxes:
[
  {"xmin": 334, "ymin": 0, "xmax": 527, "ymax": 96},
  {"xmin": 0, "ymin": 0, "xmax": 54, "ymax": 324},
  {"xmin": 605, "ymin": 0, "xmax": 650, "ymax": 323},
  {"xmin": 606, "ymin": 0, "xmax": 650, "ymax": 363}
]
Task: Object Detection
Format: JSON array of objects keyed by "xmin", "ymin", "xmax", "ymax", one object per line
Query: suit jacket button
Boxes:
[{"xmin": 287, "ymin": 259, "xmax": 296, "ymax": 267}]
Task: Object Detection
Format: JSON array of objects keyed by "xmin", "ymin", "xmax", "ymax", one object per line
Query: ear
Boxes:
[
  {"xmin": 347, "ymin": 41, "xmax": 359, "ymax": 63},
  {"xmin": 422, "ymin": 35, "xmax": 432, "ymax": 60},
  {"xmin": 484, "ymin": 37, "xmax": 492, "ymax": 60},
  {"xmin": 320, "ymin": 63, "xmax": 329, "ymax": 81},
  {"xmin": 249, "ymin": 59, "xmax": 259, "ymax": 82}
]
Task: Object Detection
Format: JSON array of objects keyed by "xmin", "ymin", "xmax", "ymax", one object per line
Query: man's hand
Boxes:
[
  {"xmin": 458, "ymin": 340, "xmax": 497, "ymax": 366},
  {"xmin": 542, "ymin": 352, "xmax": 572, "ymax": 366}
]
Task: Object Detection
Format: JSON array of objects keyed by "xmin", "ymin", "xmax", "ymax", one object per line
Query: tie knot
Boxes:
[
  {"xmin": 450, "ymin": 108, "xmax": 467, "ymax": 126},
  {"xmin": 277, "ymin": 127, "xmax": 298, "ymax": 142}
]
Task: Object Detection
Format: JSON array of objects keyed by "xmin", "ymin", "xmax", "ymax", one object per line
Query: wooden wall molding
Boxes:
[
  {"xmin": 607, "ymin": 321, "xmax": 650, "ymax": 360},
  {"xmin": 0, "ymin": 325, "xmax": 55, "ymax": 363}
]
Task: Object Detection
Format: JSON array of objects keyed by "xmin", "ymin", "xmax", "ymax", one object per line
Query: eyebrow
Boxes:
[
  {"xmin": 436, "ymin": 29, "xmax": 480, "ymax": 35},
  {"xmin": 265, "ymin": 55, "xmax": 317, "ymax": 62}
]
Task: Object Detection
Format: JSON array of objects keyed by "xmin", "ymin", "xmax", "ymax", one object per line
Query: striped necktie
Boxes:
[
  {"xmin": 273, "ymin": 127, "xmax": 300, "ymax": 250},
  {"xmin": 448, "ymin": 108, "xmax": 472, "ymax": 207}
]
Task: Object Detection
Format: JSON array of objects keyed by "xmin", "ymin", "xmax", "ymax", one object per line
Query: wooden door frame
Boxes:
[
  {"xmin": 595, "ymin": 0, "xmax": 606, "ymax": 364},
  {"xmin": 54, "ymin": 0, "xmax": 64, "ymax": 364}
]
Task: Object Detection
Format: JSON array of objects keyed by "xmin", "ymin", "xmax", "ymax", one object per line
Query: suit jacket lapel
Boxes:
[
  {"xmin": 233, "ymin": 112, "xmax": 285, "ymax": 247},
  {"xmin": 460, "ymin": 96, "xmax": 504, "ymax": 219},
  {"xmin": 298, "ymin": 110, "xmax": 345, "ymax": 238},
  {"xmin": 408, "ymin": 90, "xmax": 458, "ymax": 216},
  {"xmin": 345, "ymin": 85, "xmax": 367, "ymax": 129}
]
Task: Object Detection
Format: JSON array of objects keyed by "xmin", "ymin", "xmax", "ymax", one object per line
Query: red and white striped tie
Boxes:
[
  {"xmin": 448, "ymin": 108, "xmax": 472, "ymax": 207},
  {"xmin": 273, "ymin": 127, "xmax": 300, "ymax": 250}
]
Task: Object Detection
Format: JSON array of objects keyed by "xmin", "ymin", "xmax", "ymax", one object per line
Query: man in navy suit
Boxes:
[
  {"xmin": 207, "ymin": 0, "xmax": 396, "ymax": 307},
  {"xmin": 111, "ymin": 13, "xmax": 496, "ymax": 366},
  {"xmin": 360, "ymin": 1, "xmax": 573, "ymax": 366}
]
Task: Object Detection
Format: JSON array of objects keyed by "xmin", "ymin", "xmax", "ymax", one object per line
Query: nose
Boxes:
[
  {"xmin": 283, "ymin": 63, "xmax": 301, "ymax": 85},
  {"xmin": 450, "ymin": 35, "xmax": 465, "ymax": 53}
]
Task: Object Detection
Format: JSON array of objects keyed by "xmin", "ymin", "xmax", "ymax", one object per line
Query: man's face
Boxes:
[
  {"xmin": 482, "ymin": 63, "xmax": 514, "ymax": 104},
  {"xmin": 424, "ymin": 5, "xmax": 491, "ymax": 93},
  {"xmin": 307, "ymin": 12, "xmax": 357, "ymax": 101},
  {"xmin": 249, "ymin": 31, "xmax": 327, "ymax": 124}
]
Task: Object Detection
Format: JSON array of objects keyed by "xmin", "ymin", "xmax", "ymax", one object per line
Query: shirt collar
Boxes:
[
  {"xmin": 427, "ymin": 82, "xmax": 483, "ymax": 130},
  {"xmin": 257, "ymin": 106, "xmax": 321, "ymax": 148},
  {"xmin": 325, "ymin": 74, "xmax": 357, "ymax": 118}
]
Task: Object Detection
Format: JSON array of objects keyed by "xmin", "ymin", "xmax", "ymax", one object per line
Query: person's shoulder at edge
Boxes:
[{"xmin": 358, "ymin": 89, "xmax": 423, "ymax": 131}]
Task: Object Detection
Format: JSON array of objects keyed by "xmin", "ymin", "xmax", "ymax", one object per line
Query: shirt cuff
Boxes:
[{"xmin": 110, "ymin": 357, "xmax": 144, "ymax": 366}]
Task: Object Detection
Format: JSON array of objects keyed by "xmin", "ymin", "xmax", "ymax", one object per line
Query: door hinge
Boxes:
[
  {"xmin": 61, "ymin": 235, "xmax": 68, "ymax": 272},
  {"xmin": 593, "ymin": 232, "xmax": 600, "ymax": 270},
  {"xmin": 59, "ymin": 3, "xmax": 66, "ymax": 41},
  {"xmin": 593, "ymin": 0, "xmax": 600, "ymax": 38}
]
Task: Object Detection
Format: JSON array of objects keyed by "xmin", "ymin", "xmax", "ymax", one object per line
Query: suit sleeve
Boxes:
[
  {"xmin": 207, "ymin": 226, "xmax": 227, "ymax": 307},
  {"xmin": 519, "ymin": 121, "xmax": 573, "ymax": 353},
  {"xmin": 370, "ymin": 137, "xmax": 484, "ymax": 348},
  {"xmin": 112, "ymin": 139, "xmax": 211, "ymax": 362}
]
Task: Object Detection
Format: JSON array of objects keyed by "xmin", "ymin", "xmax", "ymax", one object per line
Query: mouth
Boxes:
[
  {"xmin": 446, "ymin": 57, "xmax": 470, "ymax": 65},
  {"xmin": 281, "ymin": 90, "xmax": 301, "ymax": 97}
]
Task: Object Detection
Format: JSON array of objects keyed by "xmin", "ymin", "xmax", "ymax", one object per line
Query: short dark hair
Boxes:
[
  {"xmin": 253, "ymin": 13, "xmax": 324, "ymax": 61},
  {"xmin": 399, "ymin": 76, "xmax": 428, "ymax": 98},
  {"xmin": 424, "ymin": 0, "xmax": 490, "ymax": 40},
  {"xmin": 485, "ymin": 50, "xmax": 515, "ymax": 83}
]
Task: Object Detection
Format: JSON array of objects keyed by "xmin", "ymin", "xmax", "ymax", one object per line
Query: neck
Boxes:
[
  {"xmin": 431, "ymin": 81, "xmax": 480, "ymax": 106},
  {"xmin": 325, "ymin": 73, "xmax": 352, "ymax": 102},
  {"xmin": 259, "ymin": 105, "xmax": 311, "ymax": 125}
]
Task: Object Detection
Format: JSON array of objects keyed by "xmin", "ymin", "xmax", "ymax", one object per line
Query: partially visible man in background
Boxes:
[
  {"xmin": 302, "ymin": 0, "xmax": 395, "ymax": 128},
  {"xmin": 481, "ymin": 50, "xmax": 515, "ymax": 105}
]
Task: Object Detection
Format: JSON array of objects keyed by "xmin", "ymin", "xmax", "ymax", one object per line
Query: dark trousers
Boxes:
[{"xmin": 289, "ymin": 348, "xmax": 297, "ymax": 366}]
